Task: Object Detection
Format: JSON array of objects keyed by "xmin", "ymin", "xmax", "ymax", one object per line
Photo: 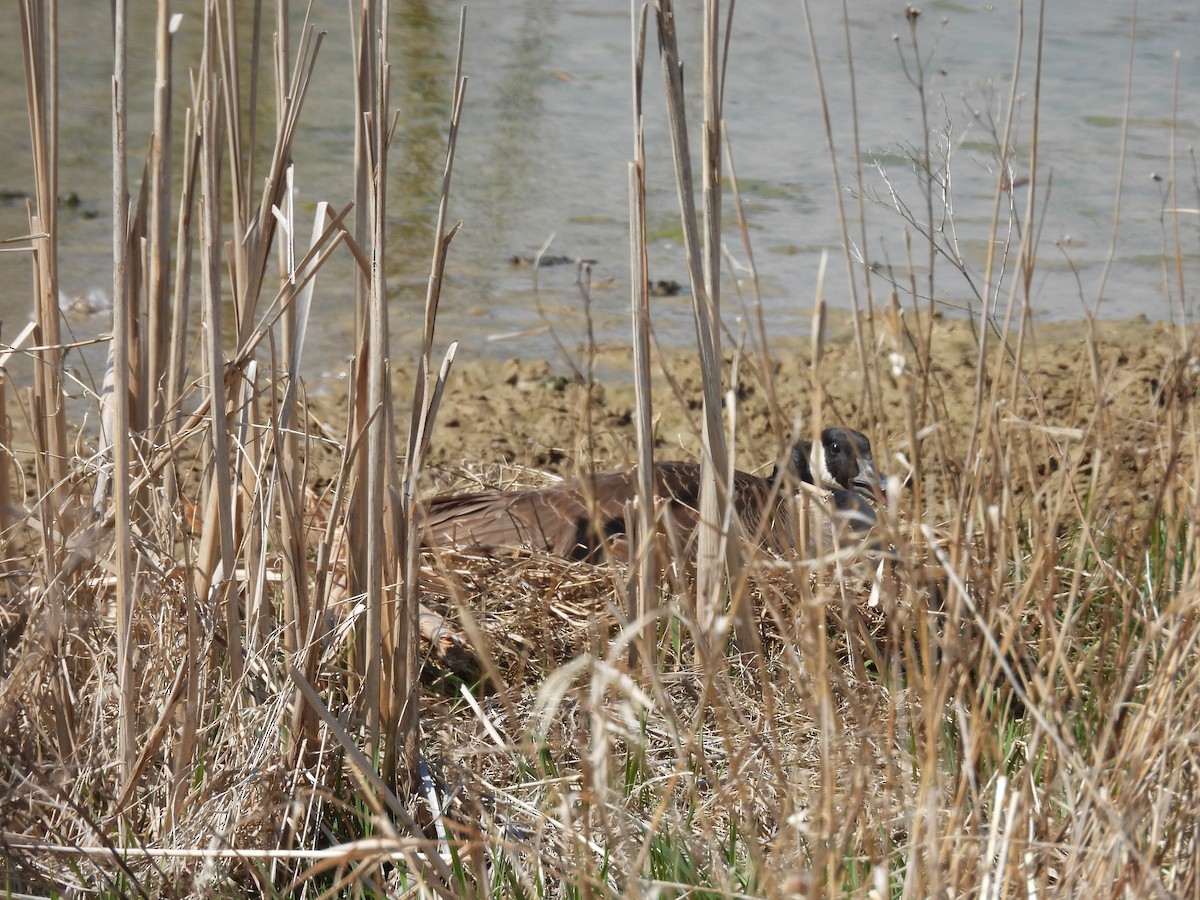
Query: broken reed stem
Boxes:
[{"xmin": 146, "ymin": 0, "xmax": 174, "ymax": 430}]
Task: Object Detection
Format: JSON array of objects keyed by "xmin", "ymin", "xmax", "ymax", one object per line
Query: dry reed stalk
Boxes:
[
  {"xmin": 343, "ymin": 7, "xmax": 371, "ymax": 649},
  {"xmin": 276, "ymin": 203, "xmax": 334, "ymax": 778},
  {"xmin": 628, "ymin": 1, "xmax": 657, "ymax": 668},
  {"xmin": 216, "ymin": 3, "xmax": 246, "ymax": 307},
  {"xmin": 1164, "ymin": 54, "xmax": 1189, "ymax": 336},
  {"xmin": 235, "ymin": 361, "xmax": 266, "ymax": 655},
  {"xmin": 698, "ymin": 0, "xmax": 747, "ymax": 647},
  {"xmin": 270, "ymin": 6, "xmax": 295, "ymax": 693},
  {"xmin": 655, "ymin": 0, "xmax": 742, "ymax": 651},
  {"xmin": 806, "ymin": 267, "xmax": 840, "ymax": 888},
  {"xmin": 0, "ymin": 324, "xmax": 38, "ymax": 581},
  {"xmin": 273, "ymin": 1, "xmax": 303, "ymax": 670},
  {"xmin": 195, "ymin": 58, "xmax": 243, "ymax": 698},
  {"xmin": 344, "ymin": 0, "xmax": 384, "ymax": 753},
  {"xmin": 192, "ymin": 0, "xmax": 323, "ymax": 706},
  {"xmin": 17, "ymin": 1, "xmax": 71, "ymax": 583},
  {"xmin": 109, "ymin": 0, "xmax": 136, "ymax": 781},
  {"xmin": 394, "ymin": 9, "xmax": 469, "ymax": 782},
  {"xmin": 146, "ymin": 1, "xmax": 177, "ymax": 430},
  {"xmin": 164, "ymin": 112, "xmax": 200, "ymax": 431}
]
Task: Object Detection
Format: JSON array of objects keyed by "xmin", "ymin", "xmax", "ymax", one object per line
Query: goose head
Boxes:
[{"xmin": 787, "ymin": 427, "xmax": 884, "ymax": 501}]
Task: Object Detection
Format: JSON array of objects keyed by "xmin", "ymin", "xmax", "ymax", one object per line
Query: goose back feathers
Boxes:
[{"xmin": 423, "ymin": 426, "xmax": 883, "ymax": 561}]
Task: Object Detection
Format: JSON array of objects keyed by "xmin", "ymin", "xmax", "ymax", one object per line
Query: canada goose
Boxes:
[{"xmin": 422, "ymin": 427, "xmax": 883, "ymax": 562}]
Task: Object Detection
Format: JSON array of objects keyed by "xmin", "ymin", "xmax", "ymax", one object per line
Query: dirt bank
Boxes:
[{"xmin": 301, "ymin": 312, "xmax": 1195, "ymax": 538}]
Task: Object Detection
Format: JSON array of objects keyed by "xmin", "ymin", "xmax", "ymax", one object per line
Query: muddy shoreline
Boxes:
[
  {"xmin": 4, "ymin": 312, "xmax": 1192, "ymax": 545},
  {"xmin": 298, "ymin": 314, "xmax": 1195, "ymax": 533}
]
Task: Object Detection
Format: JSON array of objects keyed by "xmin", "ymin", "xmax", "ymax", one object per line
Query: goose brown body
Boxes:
[{"xmin": 422, "ymin": 427, "xmax": 883, "ymax": 561}]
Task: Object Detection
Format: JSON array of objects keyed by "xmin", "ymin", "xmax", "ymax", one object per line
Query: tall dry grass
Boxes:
[{"xmin": 1, "ymin": 0, "xmax": 1198, "ymax": 897}]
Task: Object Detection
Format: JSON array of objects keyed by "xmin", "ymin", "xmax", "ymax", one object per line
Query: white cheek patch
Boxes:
[{"xmin": 812, "ymin": 444, "xmax": 836, "ymax": 486}]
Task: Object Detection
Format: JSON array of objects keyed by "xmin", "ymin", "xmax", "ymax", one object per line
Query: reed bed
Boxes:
[{"xmin": 1, "ymin": 0, "xmax": 1198, "ymax": 897}]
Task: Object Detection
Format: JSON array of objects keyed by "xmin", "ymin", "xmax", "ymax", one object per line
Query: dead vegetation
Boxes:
[{"xmin": 1, "ymin": 1, "xmax": 1198, "ymax": 897}]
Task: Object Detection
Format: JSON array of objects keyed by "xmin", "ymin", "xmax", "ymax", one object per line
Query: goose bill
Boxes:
[{"xmin": 850, "ymin": 458, "xmax": 885, "ymax": 501}]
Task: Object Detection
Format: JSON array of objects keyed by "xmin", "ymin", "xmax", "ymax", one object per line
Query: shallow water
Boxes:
[{"xmin": 0, "ymin": 0, "xmax": 1196, "ymax": 387}]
